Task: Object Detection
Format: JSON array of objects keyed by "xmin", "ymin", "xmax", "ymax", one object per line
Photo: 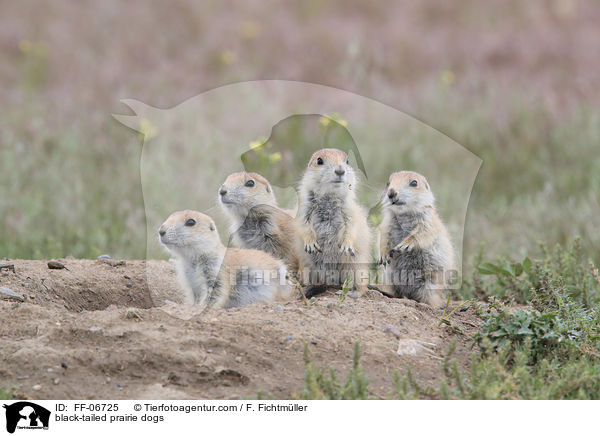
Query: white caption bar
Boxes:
[{"xmin": 0, "ymin": 400, "xmax": 595, "ymax": 436}]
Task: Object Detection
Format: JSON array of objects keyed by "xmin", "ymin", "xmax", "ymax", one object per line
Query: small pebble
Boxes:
[
  {"xmin": 169, "ymin": 258, "xmax": 177, "ymax": 264},
  {"xmin": 0, "ymin": 286, "xmax": 24, "ymax": 301},
  {"xmin": 97, "ymin": 254, "xmax": 111, "ymax": 260},
  {"xmin": 61, "ymin": 362, "xmax": 68, "ymax": 369},
  {"xmin": 311, "ymin": 340, "xmax": 318, "ymax": 345},
  {"xmin": 206, "ymin": 349, "xmax": 213, "ymax": 354},
  {"xmin": 265, "ymin": 350, "xmax": 272, "ymax": 355},
  {"xmin": 125, "ymin": 283, "xmax": 133, "ymax": 288},
  {"xmin": 275, "ymin": 305, "xmax": 284, "ymax": 311},
  {"xmin": 126, "ymin": 309, "xmax": 143, "ymax": 320},
  {"xmin": 382, "ymin": 324, "xmax": 402, "ymax": 338},
  {"xmin": 47, "ymin": 260, "xmax": 66, "ymax": 270},
  {"xmin": 348, "ymin": 292, "xmax": 360, "ymax": 299},
  {"xmin": 284, "ymin": 335, "xmax": 293, "ymax": 342},
  {"xmin": 235, "ymin": 356, "xmax": 242, "ymax": 363},
  {"xmin": 123, "ymin": 275, "xmax": 131, "ymax": 279},
  {"xmin": 53, "ymin": 378, "xmax": 60, "ymax": 385},
  {"xmin": 32, "ymin": 385, "xmax": 41, "ymax": 391}
]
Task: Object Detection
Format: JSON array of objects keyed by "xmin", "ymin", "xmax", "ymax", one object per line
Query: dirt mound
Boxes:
[
  {"xmin": 0, "ymin": 259, "xmax": 182, "ymax": 311},
  {"xmin": 0, "ymin": 259, "xmax": 479, "ymax": 399}
]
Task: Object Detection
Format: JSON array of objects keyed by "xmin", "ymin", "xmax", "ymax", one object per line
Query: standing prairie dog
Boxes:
[
  {"xmin": 378, "ymin": 171, "xmax": 454, "ymax": 307},
  {"xmin": 159, "ymin": 210, "xmax": 295, "ymax": 309},
  {"xmin": 218, "ymin": 172, "xmax": 300, "ymax": 272},
  {"xmin": 296, "ymin": 148, "xmax": 370, "ymax": 298}
]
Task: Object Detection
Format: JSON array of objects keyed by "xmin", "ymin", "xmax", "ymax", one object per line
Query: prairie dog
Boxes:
[
  {"xmin": 159, "ymin": 210, "xmax": 295, "ymax": 309},
  {"xmin": 218, "ymin": 172, "xmax": 300, "ymax": 271},
  {"xmin": 378, "ymin": 171, "xmax": 454, "ymax": 307},
  {"xmin": 296, "ymin": 148, "xmax": 370, "ymax": 297}
]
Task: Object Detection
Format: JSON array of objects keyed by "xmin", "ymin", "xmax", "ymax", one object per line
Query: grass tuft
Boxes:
[{"xmin": 300, "ymin": 341, "xmax": 369, "ymax": 400}]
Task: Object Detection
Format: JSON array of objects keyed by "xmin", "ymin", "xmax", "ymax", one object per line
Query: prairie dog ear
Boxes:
[
  {"xmin": 266, "ymin": 184, "xmax": 272, "ymax": 193},
  {"xmin": 425, "ymin": 181, "xmax": 430, "ymax": 191},
  {"xmin": 210, "ymin": 222, "xmax": 216, "ymax": 231}
]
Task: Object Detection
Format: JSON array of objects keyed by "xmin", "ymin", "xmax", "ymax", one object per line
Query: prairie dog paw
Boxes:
[
  {"xmin": 394, "ymin": 239, "xmax": 416, "ymax": 252},
  {"xmin": 378, "ymin": 253, "xmax": 390, "ymax": 266},
  {"xmin": 303, "ymin": 236, "xmax": 321, "ymax": 254},
  {"xmin": 339, "ymin": 243, "xmax": 356, "ymax": 257}
]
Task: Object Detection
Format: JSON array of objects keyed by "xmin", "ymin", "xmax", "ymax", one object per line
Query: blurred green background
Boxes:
[{"xmin": 1, "ymin": 0, "xmax": 599, "ymax": 267}]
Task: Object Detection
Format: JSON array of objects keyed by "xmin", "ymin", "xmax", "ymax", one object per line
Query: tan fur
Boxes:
[
  {"xmin": 218, "ymin": 172, "xmax": 300, "ymax": 272},
  {"xmin": 378, "ymin": 171, "xmax": 454, "ymax": 307},
  {"xmin": 159, "ymin": 210, "xmax": 295, "ymax": 309},
  {"xmin": 296, "ymin": 148, "xmax": 371, "ymax": 296}
]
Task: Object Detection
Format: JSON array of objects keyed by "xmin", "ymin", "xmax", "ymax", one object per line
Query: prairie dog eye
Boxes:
[
  {"xmin": 245, "ymin": 180, "xmax": 255, "ymax": 187},
  {"xmin": 185, "ymin": 218, "xmax": 196, "ymax": 226},
  {"xmin": 346, "ymin": 158, "xmax": 350, "ymax": 165},
  {"xmin": 316, "ymin": 157, "xmax": 324, "ymax": 165},
  {"xmin": 409, "ymin": 180, "xmax": 418, "ymax": 187},
  {"xmin": 386, "ymin": 181, "xmax": 390, "ymax": 187}
]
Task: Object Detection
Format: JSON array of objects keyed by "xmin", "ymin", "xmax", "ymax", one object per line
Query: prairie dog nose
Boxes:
[
  {"xmin": 158, "ymin": 227, "xmax": 166, "ymax": 237},
  {"xmin": 219, "ymin": 186, "xmax": 227, "ymax": 196},
  {"xmin": 334, "ymin": 166, "xmax": 345, "ymax": 176},
  {"xmin": 388, "ymin": 189, "xmax": 397, "ymax": 199}
]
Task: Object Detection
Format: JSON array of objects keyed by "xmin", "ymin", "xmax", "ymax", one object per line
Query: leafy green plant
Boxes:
[
  {"xmin": 463, "ymin": 239, "xmax": 600, "ymax": 305},
  {"xmin": 473, "ymin": 253, "xmax": 600, "ymax": 362},
  {"xmin": 475, "ymin": 308, "xmax": 569, "ymax": 360}
]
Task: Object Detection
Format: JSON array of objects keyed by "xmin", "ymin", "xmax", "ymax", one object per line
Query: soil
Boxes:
[{"xmin": 0, "ymin": 259, "xmax": 480, "ymax": 399}]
